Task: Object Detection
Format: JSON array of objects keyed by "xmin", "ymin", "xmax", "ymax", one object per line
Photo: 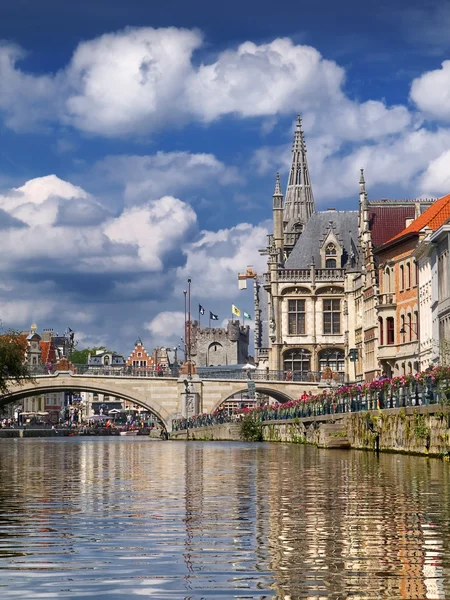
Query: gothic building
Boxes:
[{"xmin": 257, "ymin": 116, "xmax": 433, "ymax": 382}]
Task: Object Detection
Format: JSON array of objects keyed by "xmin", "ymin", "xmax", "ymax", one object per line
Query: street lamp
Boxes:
[
  {"xmin": 183, "ymin": 290, "xmax": 187, "ymax": 366},
  {"xmin": 187, "ymin": 278, "xmax": 192, "ymax": 378},
  {"xmin": 399, "ymin": 324, "xmax": 418, "ymax": 335}
]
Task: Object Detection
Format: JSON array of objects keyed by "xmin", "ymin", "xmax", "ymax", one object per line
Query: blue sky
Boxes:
[{"xmin": 1, "ymin": 0, "xmax": 450, "ymax": 354}]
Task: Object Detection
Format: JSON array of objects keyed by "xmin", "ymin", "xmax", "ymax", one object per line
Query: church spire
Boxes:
[{"xmin": 283, "ymin": 115, "xmax": 315, "ymax": 237}]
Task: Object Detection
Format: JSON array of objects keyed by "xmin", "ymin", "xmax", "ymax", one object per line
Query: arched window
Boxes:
[
  {"xmin": 318, "ymin": 348, "xmax": 345, "ymax": 372},
  {"xmin": 283, "ymin": 349, "xmax": 311, "ymax": 373},
  {"xmin": 379, "ymin": 317, "xmax": 384, "ymax": 345},
  {"xmin": 401, "ymin": 314, "xmax": 405, "ymax": 342},
  {"xmin": 400, "ymin": 265, "xmax": 405, "ymax": 290},
  {"xmin": 104, "ymin": 355, "xmax": 110, "ymax": 366},
  {"xmin": 406, "ymin": 262, "xmax": 411, "ymax": 288}
]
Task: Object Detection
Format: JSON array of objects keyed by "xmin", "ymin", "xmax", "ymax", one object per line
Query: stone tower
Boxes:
[{"xmin": 190, "ymin": 320, "xmax": 250, "ymax": 367}]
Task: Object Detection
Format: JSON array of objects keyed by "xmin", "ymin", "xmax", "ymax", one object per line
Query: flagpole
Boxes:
[{"xmin": 198, "ymin": 305, "xmax": 201, "ymax": 329}]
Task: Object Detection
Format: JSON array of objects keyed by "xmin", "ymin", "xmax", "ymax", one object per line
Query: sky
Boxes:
[{"xmin": 1, "ymin": 0, "xmax": 450, "ymax": 355}]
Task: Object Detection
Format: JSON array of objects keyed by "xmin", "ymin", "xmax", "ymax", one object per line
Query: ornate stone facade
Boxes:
[{"xmin": 258, "ymin": 116, "xmax": 434, "ymax": 382}]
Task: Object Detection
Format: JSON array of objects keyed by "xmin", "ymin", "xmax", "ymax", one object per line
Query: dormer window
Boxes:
[{"xmin": 325, "ymin": 243, "xmax": 337, "ymax": 268}]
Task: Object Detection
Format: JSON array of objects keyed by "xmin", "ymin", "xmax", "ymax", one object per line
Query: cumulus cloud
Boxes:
[
  {"xmin": 64, "ymin": 27, "xmax": 202, "ymax": 135},
  {"xmin": 93, "ymin": 151, "xmax": 240, "ymax": 203},
  {"xmin": 145, "ymin": 311, "xmax": 185, "ymax": 343},
  {"xmin": 0, "ymin": 174, "xmax": 197, "ymax": 276},
  {"xmin": 419, "ymin": 149, "xmax": 450, "ymax": 196},
  {"xmin": 0, "ymin": 27, "xmax": 415, "ymax": 139},
  {"xmin": 410, "ymin": 61, "xmax": 450, "ymax": 121},
  {"xmin": 104, "ymin": 195, "xmax": 197, "ymax": 269},
  {"xmin": 177, "ymin": 222, "xmax": 269, "ymax": 298}
]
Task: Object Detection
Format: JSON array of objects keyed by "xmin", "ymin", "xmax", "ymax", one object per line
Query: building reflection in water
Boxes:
[{"xmin": 260, "ymin": 446, "xmax": 450, "ymax": 599}]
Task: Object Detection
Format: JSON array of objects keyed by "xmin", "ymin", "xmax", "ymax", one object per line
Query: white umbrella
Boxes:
[
  {"xmin": 108, "ymin": 408, "xmax": 121, "ymax": 414},
  {"xmin": 242, "ymin": 363, "xmax": 256, "ymax": 370}
]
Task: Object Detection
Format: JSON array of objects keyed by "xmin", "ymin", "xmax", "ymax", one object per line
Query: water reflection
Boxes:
[{"xmin": 0, "ymin": 439, "xmax": 448, "ymax": 598}]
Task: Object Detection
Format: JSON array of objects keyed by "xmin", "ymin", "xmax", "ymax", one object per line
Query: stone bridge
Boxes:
[{"xmin": 0, "ymin": 371, "xmax": 320, "ymax": 430}]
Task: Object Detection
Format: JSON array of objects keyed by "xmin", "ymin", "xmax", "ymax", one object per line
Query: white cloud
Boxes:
[
  {"xmin": 0, "ymin": 28, "xmax": 416, "ymax": 139},
  {"xmin": 0, "ymin": 174, "xmax": 89, "ymax": 226},
  {"xmin": 94, "ymin": 151, "xmax": 240, "ymax": 203},
  {"xmin": 64, "ymin": 27, "xmax": 202, "ymax": 136},
  {"xmin": 0, "ymin": 175, "xmax": 197, "ymax": 274},
  {"xmin": 104, "ymin": 195, "xmax": 197, "ymax": 269},
  {"xmin": 0, "ymin": 43, "xmax": 60, "ymax": 131},
  {"xmin": 177, "ymin": 222, "xmax": 269, "ymax": 298},
  {"xmin": 311, "ymin": 126, "xmax": 450, "ymax": 201},
  {"xmin": 145, "ymin": 311, "xmax": 185, "ymax": 343},
  {"xmin": 419, "ymin": 149, "xmax": 450, "ymax": 196},
  {"xmin": 410, "ymin": 61, "xmax": 450, "ymax": 121}
]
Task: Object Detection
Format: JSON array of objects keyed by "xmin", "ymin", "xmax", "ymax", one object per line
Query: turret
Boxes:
[{"xmin": 273, "ymin": 172, "xmax": 284, "ymax": 259}]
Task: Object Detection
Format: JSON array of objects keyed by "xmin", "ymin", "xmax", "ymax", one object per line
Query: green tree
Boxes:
[
  {"xmin": 71, "ymin": 346, "xmax": 117, "ymax": 364},
  {"xmin": 239, "ymin": 413, "xmax": 264, "ymax": 442},
  {"xmin": 0, "ymin": 330, "xmax": 33, "ymax": 396}
]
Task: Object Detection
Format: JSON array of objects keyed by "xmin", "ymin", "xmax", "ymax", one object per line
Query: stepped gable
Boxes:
[
  {"xmin": 385, "ymin": 193, "xmax": 450, "ymax": 245},
  {"xmin": 284, "ymin": 210, "xmax": 359, "ymax": 269},
  {"xmin": 40, "ymin": 340, "xmax": 57, "ymax": 364}
]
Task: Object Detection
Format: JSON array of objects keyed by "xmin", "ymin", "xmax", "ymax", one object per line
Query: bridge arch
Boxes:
[
  {"xmin": 211, "ymin": 385, "xmax": 294, "ymax": 413},
  {"xmin": 0, "ymin": 375, "xmax": 173, "ymax": 428}
]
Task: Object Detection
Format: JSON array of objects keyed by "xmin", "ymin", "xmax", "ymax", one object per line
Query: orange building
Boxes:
[
  {"xmin": 126, "ymin": 338, "xmax": 154, "ymax": 371},
  {"xmin": 375, "ymin": 192, "xmax": 450, "ymax": 376}
]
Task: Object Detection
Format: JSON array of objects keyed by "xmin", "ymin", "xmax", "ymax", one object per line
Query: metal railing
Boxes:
[
  {"xmin": 172, "ymin": 376, "xmax": 450, "ymax": 430},
  {"xmin": 196, "ymin": 369, "xmax": 340, "ymax": 383},
  {"xmin": 172, "ymin": 412, "xmax": 234, "ymax": 431}
]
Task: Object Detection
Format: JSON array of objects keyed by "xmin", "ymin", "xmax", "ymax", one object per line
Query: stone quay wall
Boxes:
[{"xmin": 173, "ymin": 405, "xmax": 450, "ymax": 456}]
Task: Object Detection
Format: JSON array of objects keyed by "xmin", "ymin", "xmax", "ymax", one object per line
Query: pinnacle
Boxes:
[{"xmin": 273, "ymin": 172, "xmax": 283, "ymax": 197}]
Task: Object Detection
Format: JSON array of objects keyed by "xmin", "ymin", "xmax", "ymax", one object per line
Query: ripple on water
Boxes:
[{"xmin": 0, "ymin": 439, "xmax": 449, "ymax": 599}]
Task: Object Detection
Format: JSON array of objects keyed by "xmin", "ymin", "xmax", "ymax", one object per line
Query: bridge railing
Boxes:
[
  {"xmin": 196, "ymin": 369, "xmax": 334, "ymax": 382},
  {"xmin": 30, "ymin": 365, "xmax": 180, "ymax": 378},
  {"xmin": 29, "ymin": 364, "xmax": 337, "ymax": 383}
]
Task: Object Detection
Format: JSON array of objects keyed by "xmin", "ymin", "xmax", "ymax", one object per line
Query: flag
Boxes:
[
  {"xmin": 244, "ymin": 311, "xmax": 252, "ymax": 320},
  {"xmin": 199, "ymin": 304, "xmax": 205, "ymax": 315},
  {"xmin": 210, "ymin": 311, "xmax": 219, "ymax": 321},
  {"xmin": 232, "ymin": 305, "xmax": 241, "ymax": 317}
]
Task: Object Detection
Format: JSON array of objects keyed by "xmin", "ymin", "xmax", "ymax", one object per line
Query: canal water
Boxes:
[{"xmin": 0, "ymin": 439, "xmax": 449, "ymax": 599}]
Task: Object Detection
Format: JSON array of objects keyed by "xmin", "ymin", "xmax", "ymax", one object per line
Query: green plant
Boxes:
[
  {"xmin": 414, "ymin": 413, "xmax": 431, "ymax": 440},
  {"xmin": 239, "ymin": 414, "xmax": 264, "ymax": 442}
]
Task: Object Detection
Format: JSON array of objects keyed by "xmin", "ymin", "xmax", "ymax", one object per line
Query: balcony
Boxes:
[
  {"xmin": 377, "ymin": 344, "xmax": 397, "ymax": 360},
  {"xmin": 278, "ymin": 269, "xmax": 311, "ymax": 281},
  {"xmin": 315, "ymin": 268, "xmax": 345, "ymax": 281},
  {"xmin": 376, "ymin": 293, "xmax": 396, "ymax": 307}
]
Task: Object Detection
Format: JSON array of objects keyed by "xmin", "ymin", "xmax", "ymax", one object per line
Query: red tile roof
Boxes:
[
  {"xmin": 369, "ymin": 206, "xmax": 416, "ymax": 248},
  {"xmin": 386, "ymin": 193, "xmax": 450, "ymax": 244}
]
